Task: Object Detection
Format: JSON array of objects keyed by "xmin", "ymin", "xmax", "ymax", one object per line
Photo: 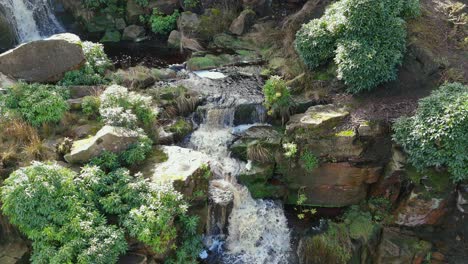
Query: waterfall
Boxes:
[
  {"xmin": 0, "ymin": 0, "xmax": 64, "ymax": 43},
  {"xmin": 188, "ymin": 106, "xmax": 292, "ymax": 264}
]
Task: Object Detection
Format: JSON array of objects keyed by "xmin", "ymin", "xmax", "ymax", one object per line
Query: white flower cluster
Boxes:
[{"xmin": 100, "ymin": 107, "xmax": 138, "ymax": 129}]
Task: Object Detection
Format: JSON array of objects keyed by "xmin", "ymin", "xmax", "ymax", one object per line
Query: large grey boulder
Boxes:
[
  {"xmin": 122, "ymin": 25, "xmax": 146, "ymax": 41},
  {"xmin": 64, "ymin": 125, "xmax": 139, "ymax": 163},
  {"xmin": 0, "ymin": 33, "xmax": 85, "ymax": 83}
]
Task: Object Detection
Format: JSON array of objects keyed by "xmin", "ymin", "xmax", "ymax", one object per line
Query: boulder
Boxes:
[
  {"xmin": 122, "ymin": 25, "xmax": 146, "ymax": 41},
  {"xmin": 100, "ymin": 30, "xmax": 121, "ymax": 42},
  {"xmin": 142, "ymin": 146, "xmax": 211, "ymax": 202},
  {"xmin": 284, "ymin": 162, "xmax": 382, "ymax": 207},
  {"xmin": 0, "ymin": 72, "xmax": 15, "ymax": 89},
  {"xmin": 178, "ymin": 11, "xmax": 200, "ymax": 35},
  {"xmin": 126, "ymin": 0, "xmax": 146, "ymax": 24},
  {"xmin": 286, "ymin": 104, "xmax": 349, "ymax": 134},
  {"xmin": 64, "ymin": 126, "xmax": 139, "ymax": 163},
  {"xmin": 113, "ymin": 66, "xmax": 156, "ymax": 89},
  {"xmin": 167, "ymin": 30, "xmax": 182, "ymax": 48},
  {"xmin": 376, "ymin": 228, "xmax": 431, "ymax": 264},
  {"xmin": 0, "ymin": 33, "xmax": 85, "ymax": 83},
  {"xmin": 230, "ymin": 9, "xmax": 256, "ymax": 35},
  {"xmin": 0, "ymin": 14, "xmax": 16, "ymax": 51}
]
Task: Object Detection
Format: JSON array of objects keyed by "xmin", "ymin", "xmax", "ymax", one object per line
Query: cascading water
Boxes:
[
  {"xmin": 187, "ymin": 102, "xmax": 292, "ymax": 263},
  {"xmin": 0, "ymin": 0, "xmax": 63, "ymax": 43}
]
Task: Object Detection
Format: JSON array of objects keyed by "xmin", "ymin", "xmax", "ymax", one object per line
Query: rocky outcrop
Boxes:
[
  {"xmin": 376, "ymin": 228, "xmax": 431, "ymax": 264},
  {"xmin": 230, "ymin": 9, "xmax": 256, "ymax": 35},
  {"xmin": 0, "ymin": 33, "xmax": 85, "ymax": 83},
  {"xmin": 64, "ymin": 126, "xmax": 140, "ymax": 163},
  {"xmin": 0, "ymin": 72, "xmax": 15, "ymax": 89}
]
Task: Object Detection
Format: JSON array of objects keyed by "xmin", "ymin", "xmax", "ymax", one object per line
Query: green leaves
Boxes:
[
  {"xmin": 1, "ymin": 82, "xmax": 69, "ymax": 127},
  {"xmin": 393, "ymin": 83, "xmax": 468, "ymax": 182},
  {"xmin": 263, "ymin": 76, "xmax": 293, "ymax": 123},
  {"xmin": 150, "ymin": 9, "xmax": 180, "ymax": 35},
  {"xmin": 295, "ymin": 0, "xmax": 420, "ymax": 93}
]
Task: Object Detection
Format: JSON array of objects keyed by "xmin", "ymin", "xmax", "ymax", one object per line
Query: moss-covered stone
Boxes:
[
  {"xmin": 100, "ymin": 30, "xmax": 121, "ymax": 42},
  {"xmin": 167, "ymin": 118, "xmax": 193, "ymax": 141}
]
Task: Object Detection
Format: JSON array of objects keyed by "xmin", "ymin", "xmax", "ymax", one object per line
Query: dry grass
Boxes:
[
  {"xmin": 175, "ymin": 95, "xmax": 200, "ymax": 117},
  {"xmin": 247, "ymin": 141, "xmax": 274, "ymax": 163}
]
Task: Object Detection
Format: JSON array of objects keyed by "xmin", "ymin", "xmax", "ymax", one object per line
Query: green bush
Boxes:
[
  {"xmin": 301, "ymin": 150, "xmax": 319, "ymax": 172},
  {"xmin": 393, "ymin": 82, "xmax": 468, "ymax": 182},
  {"xmin": 1, "ymin": 162, "xmax": 202, "ymax": 263},
  {"xmin": 81, "ymin": 96, "xmax": 101, "ymax": 118},
  {"xmin": 1, "ymin": 82, "xmax": 69, "ymax": 127},
  {"xmin": 295, "ymin": 0, "xmax": 420, "ymax": 93},
  {"xmin": 263, "ymin": 76, "xmax": 293, "ymax": 124},
  {"xmin": 150, "ymin": 9, "xmax": 180, "ymax": 35},
  {"xmin": 59, "ymin": 41, "xmax": 112, "ymax": 86},
  {"xmin": 1, "ymin": 162, "xmax": 128, "ymax": 263}
]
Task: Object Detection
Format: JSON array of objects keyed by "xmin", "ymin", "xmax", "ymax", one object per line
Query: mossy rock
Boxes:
[
  {"xmin": 238, "ymin": 163, "xmax": 274, "ymax": 185},
  {"xmin": 167, "ymin": 119, "xmax": 193, "ymax": 141},
  {"xmin": 197, "ymin": 9, "xmax": 231, "ymax": 41}
]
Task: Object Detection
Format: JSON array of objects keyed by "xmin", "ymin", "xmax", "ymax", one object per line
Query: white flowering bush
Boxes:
[
  {"xmin": 59, "ymin": 41, "xmax": 112, "ymax": 86},
  {"xmin": 100, "ymin": 85, "xmax": 156, "ymax": 130},
  {"xmin": 1, "ymin": 162, "xmax": 202, "ymax": 263}
]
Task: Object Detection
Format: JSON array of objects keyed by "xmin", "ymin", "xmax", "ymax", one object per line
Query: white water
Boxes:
[
  {"xmin": 188, "ymin": 106, "xmax": 292, "ymax": 264},
  {"xmin": 1, "ymin": 0, "xmax": 64, "ymax": 43}
]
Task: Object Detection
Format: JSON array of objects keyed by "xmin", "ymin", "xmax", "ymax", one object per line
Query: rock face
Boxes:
[
  {"xmin": 64, "ymin": 126, "xmax": 139, "ymax": 163},
  {"xmin": 286, "ymin": 104, "xmax": 349, "ymax": 134},
  {"xmin": 0, "ymin": 33, "xmax": 85, "ymax": 83},
  {"xmin": 0, "ymin": 72, "xmax": 15, "ymax": 89},
  {"xmin": 376, "ymin": 228, "xmax": 431, "ymax": 264},
  {"xmin": 230, "ymin": 9, "xmax": 256, "ymax": 35}
]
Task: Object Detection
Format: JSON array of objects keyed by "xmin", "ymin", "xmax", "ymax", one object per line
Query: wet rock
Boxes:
[
  {"xmin": 376, "ymin": 228, "xmax": 431, "ymax": 264},
  {"xmin": 157, "ymin": 127, "xmax": 175, "ymax": 145},
  {"xmin": 394, "ymin": 168, "xmax": 454, "ymax": 227},
  {"xmin": 64, "ymin": 126, "xmax": 139, "ymax": 163},
  {"xmin": 230, "ymin": 9, "xmax": 256, "ymax": 35},
  {"xmin": 122, "ymin": 25, "xmax": 146, "ymax": 41},
  {"xmin": 142, "ymin": 146, "xmax": 211, "ymax": 202},
  {"xmin": 167, "ymin": 30, "xmax": 181, "ymax": 48},
  {"xmin": 0, "ymin": 13, "xmax": 16, "ymax": 50},
  {"xmin": 284, "ymin": 162, "xmax": 382, "ymax": 207},
  {"xmin": 113, "ymin": 66, "xmax": 156, "ymax": 89},
  {"xmin": 117, "ymin": 253, "xmax": 147, "ymax": 264},
  {"xmin": 0, "ymin": 242, "xmax": 29, "ymax": 264},
  {"xmin": 0, "ymin": 33, "xmax": 85, "ymax": 83}
]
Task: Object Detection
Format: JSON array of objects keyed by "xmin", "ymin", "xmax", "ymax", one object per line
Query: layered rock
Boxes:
[
  {"xmin": 0, "ymin": 33, "xmax": 85, "ymax": 83},
  {"xmin": 64, "ymin": 126, "xmax": 139, "ymax": 163},
  {"xmin": 376, "ymin": 228, "xmax": 431, "ymax": 263}
]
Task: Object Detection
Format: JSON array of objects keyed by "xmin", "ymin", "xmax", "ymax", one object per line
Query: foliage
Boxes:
[
  {"xmin": 184, "ymin": 0, "xmax": 200, "ymax": 9},
  {"xmin": 0, "ymin": 162, "xmax": 128, "ymax": 264},
  {"xmin": 81, "ymin": 96, "xmax": 101, "ymax": 118},
  {"xmin": 301, "ymin": 150, "xmax": 318, "ymax": 172},
  {"xmin": 168, "ymin": 119, "xmax": 193, "ymax": 140},
  {"xmin": 99, "ymin": 85, "xmax": 156, "ymax": 130},
  {"xmin": 295, "ymin": 0, "xmax": 421, "ymax": 93},
  {"xmin": 59, "ymin": 41, "xmax": 112, "ymax": 86},
  {"xmin": 305, "ymin": 222, "xmax": 352, "ymax": 264},
  {"xmin": 247, "ymin": 141, "xmax": 274, "ymax": 163},
  {"xmin": 283, "ymin": 142, "xmax": 298, "ymax": 159},
  {"xmin": 262, "ymin": 76, "xmax": 293, "ymax": 124},
  {"xmin": 342, "ymin": 206, "xmax": 376, "ymax": 241},
  {"xmin": 90, "ymin": 133, "xmax": 153, "ymax": 171},
  {"xmin": 82, "ymin": 0, "xmax": 126, "ymax": 16},
  {"xmin": 393, "ymin": 83, "xmax": 468, "ymax": 182},
  {"xmin": 150, "ymin": 9, "xmax": 180, "ymax": 35},
  {"xmin": 295, "ymin": 188, "xmax": 317, "ymax": 219},
  {"xmin": 135, "ymin": 0, "xmax": 149, "ymax": 7},
  {"xmin": 1, "ymin": 162, "xmax": 202, "ymax": 263},
  {"xmin": 1, "ymin": 82, "xmax": 69, "ymax": 127}
]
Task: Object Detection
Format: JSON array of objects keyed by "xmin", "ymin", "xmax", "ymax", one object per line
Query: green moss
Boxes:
[
  {"xmin": 304, "ymin": 222, "xmax": 352, "ymax": 264},
  {"xmin": 168, "ymin": 119, "xmax": 192, "ymax": 140},
  {"xmin": 100, "ymin": 30, "xmax": 121, "ymax": 42},
  {"xmin": 335, "ymin": 130, "xmax": 355, "ymax": 137},
  {"xmin": 406, "ymin": 166, "xmax": 452, "ymax": 198},
  {"xmin": 247, "ymin": 182, "xmax": 282, "ymax": 199}
]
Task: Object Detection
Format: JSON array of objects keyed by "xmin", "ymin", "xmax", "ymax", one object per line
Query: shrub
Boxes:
[
  {"xmin": 1, "ymin": 82, "xmax": 69, "ymax": 127},
  {"xmin": 393, "ymin": 82, "xmax": 468, "ymax": 182},
  {"xmin": 184, "ymin": 0, "xmax": 199, "ymax": 9},
  {"xmin": 150, "ymin": 9, "xmax": 180, "ymax": 35},
  {"xmin": 81, "ymin": 96, "xmax": 101, "ymax": 118},
  {"xmin": 59, "ymin": 41, "xmax": 112, "ymax": 86},
  {"xmin": 301, "ymin": 150, "xmax": 318, "ymax": 172},
  {"xmin": 1, "ymin": 162, "xmax": 128, "ymax": 263},
  {"xmin": 295, "ymin": 0, "xmax": 420, "ymax": 93},
  {"xmin": 263, "ymin": 76, "xmax": 293, "ymax": 124},
  {"xmin": 99, "ymin": 85, "xmax": 156, "ymax": 130}
]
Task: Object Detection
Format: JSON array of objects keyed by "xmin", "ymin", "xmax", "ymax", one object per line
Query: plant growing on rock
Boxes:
[
  {"xmin": 1, "ymin": 82, "xmax": 69, "ymax": 127},
  {"xmin": 263, "ymin": 76, "xmax": 293, "ymax": 124},
  {"xmin": 59, "ymin": 41, "xmax": 112, "ymax": 86},
  {"xmin": 81, "ymin": 95, "xmax": 101, "ymax": 118},
  {"xmin": 393, "ymin": 82, "xmax": 468, "ymax": 182},
  {"xmin": 295, "ymin": 0, "xmax": 421, "ymax": 93},
  {"xmin": 149, "ymin": 9, "xmax": 180, "ymax": 35},
  {"xmin": 301, "ymin": 150, "xmax": 318, "ymax": 172}
]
